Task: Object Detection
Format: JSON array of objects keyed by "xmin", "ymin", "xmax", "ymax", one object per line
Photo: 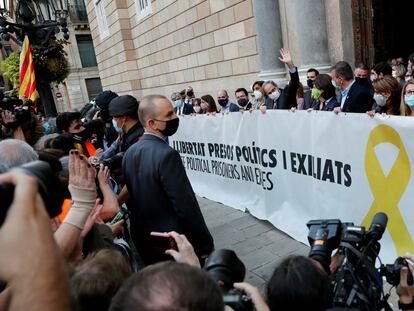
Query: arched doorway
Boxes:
[{"xmin": 352, "ymin": 0, "xmax": 414, "ymax": 67}]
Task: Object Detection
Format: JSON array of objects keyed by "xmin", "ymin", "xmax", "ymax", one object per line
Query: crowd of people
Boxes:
[{"xmin": 0, "ymin": 49, "xmax": 414, "ymax": 311}]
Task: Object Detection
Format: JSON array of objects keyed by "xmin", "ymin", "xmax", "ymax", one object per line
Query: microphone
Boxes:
[{"xmin": 368, "ymin": 212, "xmax": 388, "ymax": 241}]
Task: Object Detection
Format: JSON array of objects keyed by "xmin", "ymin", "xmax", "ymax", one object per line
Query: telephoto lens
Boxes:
[
  {"xmin": 204, "ymin": 249, "xmax": 253, "ymax": 311},
  {"xmin": 0, "ymin": 161, "xmax": 65, "ymax": 226}
]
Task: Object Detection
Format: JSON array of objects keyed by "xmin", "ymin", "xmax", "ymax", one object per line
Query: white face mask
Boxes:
[
  {"xmin": 194, "ymin": 106, "xmax": 201, "ymax": 113},
  {"xmin": 373, "ymin": 93, "xmax": 386, "ymax": 107},
  {"xmin": 268, "ymin": 90, "xmax": 281, "ymax": 101},
  {"xmin": 392, "ymin": 71, "xmax": 397, "ymax": 78},
  {"xmin": 253, "ymin": 90, "xmax": 263, "ymax": 100}
]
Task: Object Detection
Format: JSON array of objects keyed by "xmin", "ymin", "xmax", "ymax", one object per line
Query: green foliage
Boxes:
[{"xmin": 1, "ymin": 52, "xmax": 20, "ymax": 95}]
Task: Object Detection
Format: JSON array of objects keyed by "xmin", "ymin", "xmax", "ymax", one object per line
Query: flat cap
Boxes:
[
  {"xmin": 109, "ymin": 95, "xmax": 138, "ymax": 117},
  {"xmin": 95, "ymin": 90, "xmax": 118, "ymax": 110}
]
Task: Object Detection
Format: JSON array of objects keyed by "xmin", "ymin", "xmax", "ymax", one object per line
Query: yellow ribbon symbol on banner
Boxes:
[{"xmin": 362, "ymin": 124, "xmax": 414, "ymax": 255}]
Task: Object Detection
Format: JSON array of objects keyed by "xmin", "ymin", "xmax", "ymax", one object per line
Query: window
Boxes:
[
  {"xmin": 85, "ymin": 78, "xmax": 103, "ymax": 100},
  {"xmin": 135, "ymin": 0, "xmax": 152, "ymax": 21},
  {"xmin": 76, "ymin": 35, "xmax": 98, "ymax": 68},
  {"xmin": 70, "ymin": 0, "xmax": 88, "ymax": 23},
  {"xmin": 94, "ymin": 0, "xmax": 109, "ymax": 39}
]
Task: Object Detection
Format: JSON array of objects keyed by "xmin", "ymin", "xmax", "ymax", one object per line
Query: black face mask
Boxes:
[
  {"xmin": 237, "ymin": 98, "xmax": 248, "ymax": 107},
  {"xmin": 187, "ymin": 90, "xmax": 194, "ymax": 97},
  {"xmin": 72, "ymin": 129, "xmax": 90, "ymax": 142},
  {"xmin": 159, "ymin": 117, "xmax": 180, "ymax": 137},
  {"xmin": 307, "ymin": 79, "xmax": 314, "ymax": 89}
]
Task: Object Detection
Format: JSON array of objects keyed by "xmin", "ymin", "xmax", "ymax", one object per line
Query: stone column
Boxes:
[
  {"xmin": 252, "ymin": 0, "xmax": 286, "ymax": 81},
  {"xmin": 278, "ymin": 0, "xmax": 332, "ymax": 75}
]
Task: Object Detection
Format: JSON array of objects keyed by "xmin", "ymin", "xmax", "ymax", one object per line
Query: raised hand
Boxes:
[{"xmin": 278, "ymin": 48, "xmax": 294, "ymax": 68}]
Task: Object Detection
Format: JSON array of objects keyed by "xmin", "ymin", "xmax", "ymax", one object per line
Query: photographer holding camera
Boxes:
[
  {"xmin": 96, "ymin": 95, "xmax": 143, "ymax": 183},
  {"xmin": 396, "ymin": 254, "xmax": 414, "ymax": 311},
  {"xmin": 0, "ymin": 94, "xmax": 42, "ymax": 145}
]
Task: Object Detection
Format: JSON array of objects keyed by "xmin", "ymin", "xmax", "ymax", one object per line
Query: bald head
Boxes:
[
  {"xmin": 217, "ymin": 89, "xmax": 228, "ymax": 98},
  {"xmin": 138, "ymin": 95, "xmax": 170, "ymax": 128}
]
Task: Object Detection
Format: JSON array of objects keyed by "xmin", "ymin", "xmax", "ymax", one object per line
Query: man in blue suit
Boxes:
[
  {"xmin": 331, "ymin": 61, "xmax": 375, "ymax": 113},
  {"xmin": 123, "ymin": 95, "xmax": 214, "ymax": 265}
]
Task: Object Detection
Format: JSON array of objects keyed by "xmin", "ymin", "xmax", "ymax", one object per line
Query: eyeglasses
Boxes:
[{"xmin": 405, "ymin": 90, "xmax": 414, "ymax": 96}]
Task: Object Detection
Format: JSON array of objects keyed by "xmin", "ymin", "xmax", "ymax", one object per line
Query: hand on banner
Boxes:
[
  {"xmin": 366, "ymin": 110, "xmax": 376, "ymax": 117},
  {"xmin": 260, "ymin": 105, "xmax": 267, "ymax": 114},
  {"xmin": 333, "ymin": 107, "xmax": 342, "ymax": 114}
]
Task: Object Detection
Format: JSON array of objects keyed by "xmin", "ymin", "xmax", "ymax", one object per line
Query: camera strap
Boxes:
[{"xmin": 339, "ymin": 242, "xmax": 379, "ymax": 283}]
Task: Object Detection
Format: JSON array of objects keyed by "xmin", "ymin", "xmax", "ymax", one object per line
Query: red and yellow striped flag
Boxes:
[{"xmin": 19, "ymin": 35, "xmax": 38, "ymax": 102}]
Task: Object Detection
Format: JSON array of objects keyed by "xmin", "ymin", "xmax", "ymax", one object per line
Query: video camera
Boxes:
[
  {"xmin": 307, "ymin": 212, "xmax": 412, "ymax": 311},
  {"xmin": 0, "ymin": 161, "xmax": 65, "ymax": 227},
  {"xmin": 204, "ymin": 249, "xmax": 253, "ymax": 311},
  {"xmin": 0, "ymin": 96, "xmax": 33, "ymax": 125}
]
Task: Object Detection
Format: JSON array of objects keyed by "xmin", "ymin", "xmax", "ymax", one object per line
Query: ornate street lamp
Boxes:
[
  {"xmin": 0, "ymin": 0, "xmax": 69, "ymax": 44},
  {"xmin": 0, "ymin": 0, "xmax": 70, "ymax": 116}
]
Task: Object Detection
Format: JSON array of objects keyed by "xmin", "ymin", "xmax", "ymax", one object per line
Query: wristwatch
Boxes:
[{"xmin": 398, "ymin": 298, "xmax": 414, "ymax": 310}]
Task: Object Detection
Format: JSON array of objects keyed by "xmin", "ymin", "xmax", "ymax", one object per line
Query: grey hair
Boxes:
[
  {"xmin": 331, "ymin": 61, "xmax": 354, "ymax": 81},
  {"xmin": 263, "ymin": 80, "xmax": 278, "ymax": 90},
  {"xmin": 0, "ymin": 139, "xmax": 38, "ymax": 173}
]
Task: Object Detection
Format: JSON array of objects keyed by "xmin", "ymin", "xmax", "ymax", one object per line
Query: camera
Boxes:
[
  {"xmin": 204, "ymin": 249, "xmax": 253, "ymax": 311},
  {"xmin": 307, "ymin": 213, "xmax": 389, "ymax": 311},
  {"xmin": 0, "ymin": 161, "xmax": 65, "ymax": 226},
  {"xmin": 381, "ymin": 257, "xmax": 414, "ymax": 287},
  {"xmin": 0, "ymin": 96, "xmax": 32, "ymax": 126},
  {"xmin": 101, "ymin": 153, "xmax": 124, "ymax": 172}
]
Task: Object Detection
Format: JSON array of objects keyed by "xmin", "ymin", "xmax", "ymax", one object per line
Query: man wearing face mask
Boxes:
[
  {"xmin": 303, "ymin": 68, "xmax": 319, "ymax": 109},
  {"xmin": 235, "ymin": 88, "xmax": 252, "ymax": 111},
  {"xmin": 263, "ymin": 48, "xmax": 300, "ymax": 110},
  {"xmin": 175, "ymin": 88, "xmax": 194, "ymax": 115},
  {"xmin": 331, "ymin": 61, "xmax": 375, "ymax": 114},
  {"xmin": 56, "ymin": 111, "xmax": 102, "ymax": 157},
  {"xmin": 122, "ymin": 95, "xmax": 214, "ymax": 265},
  {"xmin": 217, "ymin": 89, "xmax": 239, "ymax": 113},
  {"xmin": 99, "ymin": 95, "xmax": 143, "ymax": 166}
]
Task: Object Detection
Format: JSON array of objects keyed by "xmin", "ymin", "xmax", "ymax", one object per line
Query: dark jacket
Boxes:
[
  {"xmin": 122, "ymin": 133, "xmax": 214, "ymax": 264},
  {"xmin": 265, "ymin": 68, "xmax": 300, "ymax": 110},
  {"xmin": 175, "ymin": 102, "xmax": 194, "ymax": 115},
  {"xmin": 341, "ymin": 80, "xmax": 375, "ymax": 113},
  {"xmin": 312, "ymin": 97, "xmax": 340, "ymax": 111}
]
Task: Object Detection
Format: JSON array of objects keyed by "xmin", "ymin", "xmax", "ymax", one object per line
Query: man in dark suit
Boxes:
[
  {"xmin": 175, "ymin": 99, "xmax": 194, "ymax": 115},
  {"xmin": 262, "ymin": 48, "xmax": 300, "ymax": 110},
  {"xmin": 303, "ymin": 68, "xmax": 319, "ymax": 109},
  {"xmin": 175, "ymin": 87, "xmax": 195, "ymax": 115},
  {"xmin": 122, "ymin": 95, "xmax": 214, "ymax": 265},
  {"xmin": 331, "ymin": 61, "xmax": 375, "ymax": 113}
]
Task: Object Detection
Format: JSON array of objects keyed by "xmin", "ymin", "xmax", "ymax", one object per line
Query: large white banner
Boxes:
[{"xmin": 170, "ymin": 110, "xmax": 414, "ymax": 263}]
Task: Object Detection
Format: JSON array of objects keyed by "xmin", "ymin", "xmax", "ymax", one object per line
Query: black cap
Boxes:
[
  {"xmin": 95, "ymin": 90, "xmax": 118, "ymax": 110},
  {"xmin": 109, "ymin": 95, "xmax": 138, "ymax": 117}
]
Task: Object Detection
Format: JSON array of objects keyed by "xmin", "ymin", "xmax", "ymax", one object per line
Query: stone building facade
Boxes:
[
  {"xmin": 55, "ymin": 0, "xmax": 103, "ymax": 111},
  {"xmin": 84, "ymin": 0, "xmax": 359, "ymax": 100}
]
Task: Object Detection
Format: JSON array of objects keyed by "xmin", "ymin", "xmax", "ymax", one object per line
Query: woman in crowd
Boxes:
[
  {"xmin": 296, "ymin": 82, "xmax": 305, "ymax": 110},
  {"xmin": 400, "ymin": 78, "xmax": 414, "ymax": 116},
  {"xmin": 392, "ymin": 63, "xmax": 407, "ymax": 87},
  {"xmin": 371, "ymin": 76, "xmax": 401, "ymax": 115},
  {"xmin": 200, "ymin": 95, "xmax": 218, "ymax": 114},
  {"xmin": 311, "ymin": 74, "xmax": 340, "ymax": 111},
  {"xmin": 192, "ymin": 98, "xmax": 202, "ymax": 114}
]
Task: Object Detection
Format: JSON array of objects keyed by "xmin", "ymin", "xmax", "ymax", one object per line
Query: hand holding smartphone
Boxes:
[{"xmin": 149, "ymin": 232, "xmax": 178, "ymax": 252}]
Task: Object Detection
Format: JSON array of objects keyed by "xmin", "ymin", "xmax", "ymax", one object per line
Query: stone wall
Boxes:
[{"xmin": 87, "ymin": 0, "xmax": 261, "ymax": 101}]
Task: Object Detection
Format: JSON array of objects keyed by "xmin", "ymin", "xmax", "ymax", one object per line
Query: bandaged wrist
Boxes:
[{"xmin": 64, "ymin": 185, "xmax": 97, "ymax": 229}]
